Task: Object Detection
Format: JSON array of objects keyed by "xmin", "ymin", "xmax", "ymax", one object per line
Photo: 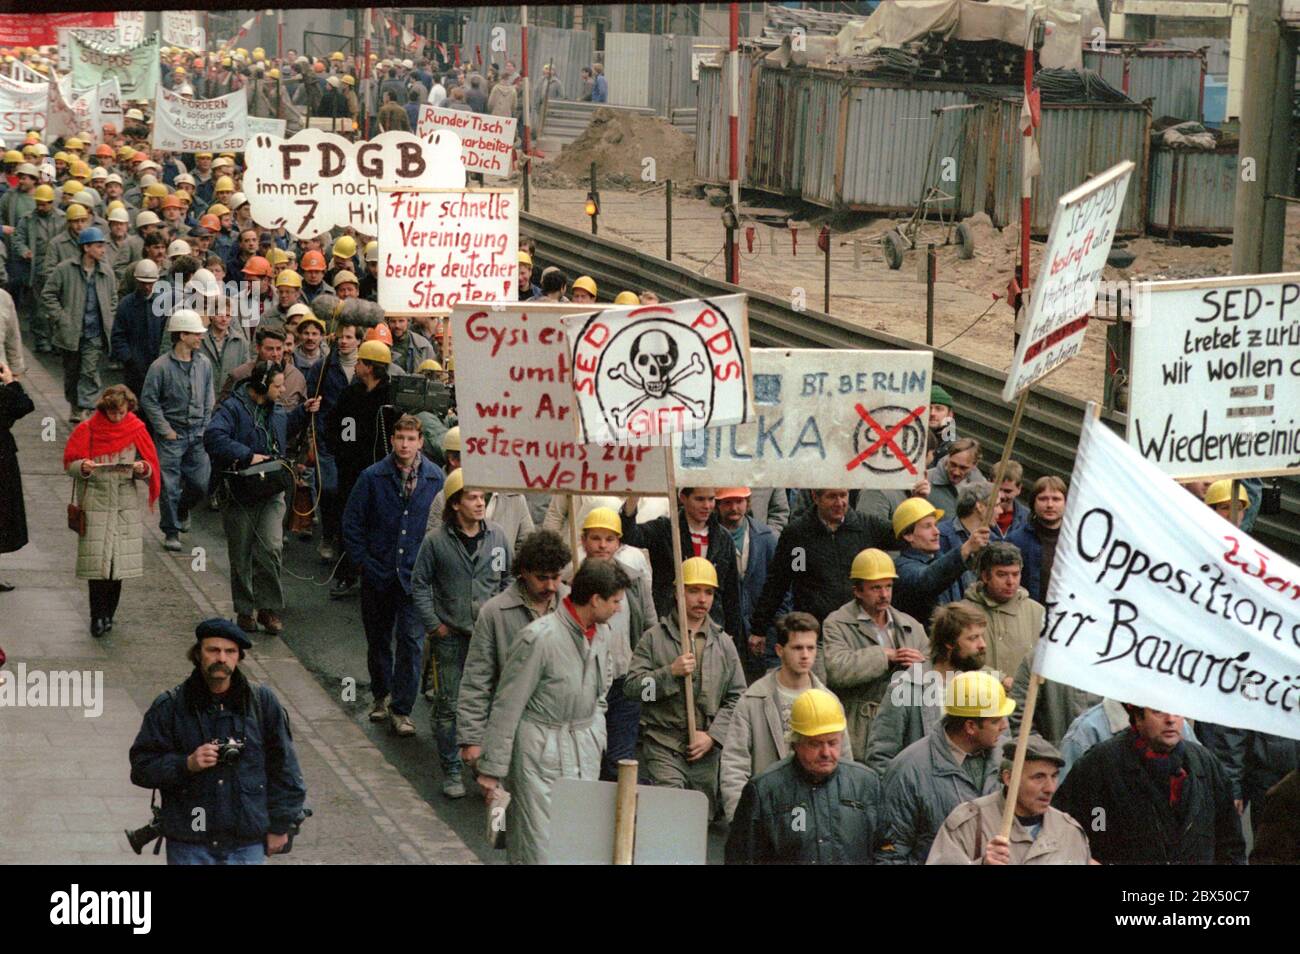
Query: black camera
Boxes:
[
  {"xmin": 125, "ymin": 805, "xmax": 164, "ymax": 855},
  {"xmin": 215, "ymin": 737, "xmax": 245, "ymax": 765},
  {"xmin": 278, "ymin": 807, "xmax": 314, "ymax": 856},
  {"xmin": 391, "ymin": 374, "xmax": 453, "ymax": 418}
]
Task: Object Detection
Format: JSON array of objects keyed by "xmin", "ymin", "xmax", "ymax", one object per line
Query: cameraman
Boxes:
[
  {"xmin": 205, "ymin": 360, "xmax": 320, "ymax": 635},
  {"xmin": 128, "ymin": 618, "xmax": 307, "ymax": 865}
]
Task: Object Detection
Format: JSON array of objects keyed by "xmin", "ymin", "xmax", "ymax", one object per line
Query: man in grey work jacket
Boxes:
[{"xmin": 41, "ymin": 226, "xmax": 118, "ymax": 423}]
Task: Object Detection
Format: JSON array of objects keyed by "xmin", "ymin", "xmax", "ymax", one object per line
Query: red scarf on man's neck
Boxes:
[{"xmin": 63, "ymin": 411, "xmax": 162, "ymax": 507}]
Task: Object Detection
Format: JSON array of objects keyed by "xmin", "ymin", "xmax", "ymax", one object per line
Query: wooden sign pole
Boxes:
[
  {"xmin": 568, "ymin": 494, "xmax": 581, "ymax": 572},
  {"xmin": 612, "ymin": 759, "xmax": 638, "ymax": 865},
  {"xmin": 661, "ymin": 442, "xmax": 697, "ymax": 741},
  {"xmin": 980, "ymin": 391, "xmax": 1030, "ymax": 532}
]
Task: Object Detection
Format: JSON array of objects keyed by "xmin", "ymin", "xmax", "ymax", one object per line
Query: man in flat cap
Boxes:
[
  {"xmin": 926, "ymin": 736, "xmax": 1091, "ymax": 865},
  {"xmin": 128, "ymin": 618, "xmax": 307, "ymax": 864}
]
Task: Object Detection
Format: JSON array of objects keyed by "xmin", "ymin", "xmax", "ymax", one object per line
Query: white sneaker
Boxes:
[
  {"xmin": 442, "ymin": 777, "xmax": 467, "ymax": 799},
  {"xmin": 163, "ymin": 535, "xmax": 183, "ymax": 552},
  {"xmin": 368, "ymin": 695, "xmax": 390, "ymax": 722}
]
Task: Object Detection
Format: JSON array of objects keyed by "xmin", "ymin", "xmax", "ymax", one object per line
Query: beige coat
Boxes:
[
  {"xmin": 964, "ymin": 582, "xmax": 1044, "ymax": 683},
  {"xmin": 719, "ymin": 670, "xmax": 853, "ymax": 821},
  {"xmin": 823, "ymin": 601, "xmax": 928, "ymax": 760},
  {"xmin": 926, "ymin": 790, "xmax": 1091, "ymax": 865},
  {"xmin": 66, "ymin": 445, "xmax": 151, "ymax": 580}
]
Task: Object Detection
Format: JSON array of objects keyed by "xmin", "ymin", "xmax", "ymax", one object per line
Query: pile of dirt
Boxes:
[{"xmin": 547, "ymin": 108, "xmax": 698, "ymax": 187}]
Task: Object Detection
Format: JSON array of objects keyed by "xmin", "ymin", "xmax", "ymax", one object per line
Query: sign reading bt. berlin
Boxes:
[
  {"xmin": 677, "ymin": 348, "xmax": 932, "ymax": 489},
  {"xmin": 1034, "ymin": 410, "xmax": 1300, "ymax": 741},
  {"xmin": 1002, "ymin": 161, "xmax": 1133, "ymax": 401},
  {"xmin": 563, "ymin": 296, "xmax": 753, "ymax": 445},
  {"xmin": 376, "ymin": 188, "xmax": 517, "ymax": 314},
  {"xmin": 452, "ymin": 303, "xmax": 668, "ymax": 494},
  {"xmin": 1128, "ymin": 273, "xmax": 1300, "ymax": 479}
]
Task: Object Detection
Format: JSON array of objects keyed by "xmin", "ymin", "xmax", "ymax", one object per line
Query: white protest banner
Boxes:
[
  {"xmin": 45, "ymin": 78, "xmax": 83, "ymax": 141},
  {"xmin": 153, "ymin": 85, "xmax": 249, "ymax": 153},
  {"xmin": 453, "ymin": 303, "xmax": 669, "ymax": 493},
  {"xmin": 376, "ymin": 188, "xmax": 517, "ymax": 314},
  {"xmin": 563, "ymin": 296, "xmax": 753, "ymax": 445},
  {"xmin": 115, "ymin": 12, "xmax": 146, "ymax": 49},
  {"xmin": 416, "ymin": 105, "xmax": 516, "ymax": 177},
  {"xmin": 676, "ymin": 348, "xmax": 933, "ymax": 489},
  {"xmin": 243, "ymin": 128, "xmax": 465, "ymax": 238},
  {"xmin": 87, "ymin": 77, "xmax": 122, "ymax": 134},
  {"xmin": 0, "ymin": 74, "xmax": 47, "ymax": 147},
  {"xmin": 1002, "ymin": 161, "xmax": 1133, "ymax": 402},
  {"xmin": 248, "ymin": 116, "xmax": 287, "ymax": 139},
  {"xmin": 1128, "ymin": 273, "xmax": 1300, "ymax": 480},
  {"xmin": 162, "ymin": 12, "xmax": 206, "ymax": 51},
  {"xmin": 1034, "ymin": 411, "xmax": 1300, "ymax": 740},
  {"xmin": 69, "ymin": 31, "xmax": 159, "ymax": 102}
]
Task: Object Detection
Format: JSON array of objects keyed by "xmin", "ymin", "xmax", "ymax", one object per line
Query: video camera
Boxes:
[{"xmin": 390, "ymin": 374, "xmax": 453, "ymax": 418}]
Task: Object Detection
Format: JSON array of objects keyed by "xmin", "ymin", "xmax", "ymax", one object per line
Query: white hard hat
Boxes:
[
  {"xmin": 106, "ymin": 173, "xmax": 123, "ymax": 185},
  {"xmin": 185, "ymin": 268, "xmax": 220, "ymax": 298},
  {"xmin": 326, "ymin": 74, "xmax": 341, "ymax": 88},
  {"xmin": 229, "ymin": 192, "xmax": 248, "ymax": 209},
  {"xmin": 133, "ymin": 259, "xmax": 160, "ymax": 281},
  {"xmin": 107, "ymin": 208, "xmax": 130, "ymax": 224},
  {"xmin": 135, "ymin": 211, "xmax": 161, "ymax": 227},
  {"xmin": 174, "ymin": 173, "xmax": 195, "ymax": 186},
  {"xmin": 90, "ymin": 166, "xmax": 107, "ymax": 180},
  {"xmin": 125, "ymin": 108, "xmax": 145, "ymax": 121},
  {"xmin": 403, "ymin": 59, "xmax": 413, "ymax": 69},
  {"xmin": 167, "ymin": 239, "xmax": 192, "ymax": 258},
  {"xmin": 166, "ymin": 309, "xmax": 205, "ymax": 334},
  {"xmin": 139, "ymin": 173, "xmax": 158, "ymax": 188}
]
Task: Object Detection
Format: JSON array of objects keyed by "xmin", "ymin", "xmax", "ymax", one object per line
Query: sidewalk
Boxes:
[{"xmin": 0, "ymin": 347, "xmax": 479, "ymax": 865}]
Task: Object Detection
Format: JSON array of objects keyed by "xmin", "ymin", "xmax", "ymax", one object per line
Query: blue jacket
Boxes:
[
  {"xmin": 306, "ymin": 351, "xmax": 354, "ymax": 454},
  {"xmin": 204, "ymin": 383, "xmax": 297, "ymax": 492},
  {"xmin": 140, "ymin": 350, "xmax": 215, "ymax": 436},
  {"xmin": 936, "ymin": 516, "xmax": 977, "ymax": 594},
  {"xmin": 734, "ymin": 516, "xmax": 789, "ymax": 648},
  {"xmin": 109, "ymin": 289, "xmax": 167, "ymax": 376},
  {"xmin": 894, "ymin": 546, "xmax": 966, "ymax": 627},
  {"xmin": 128, "ymin": 668, "xmax": 307, "ymax": 848},
  {"xmin": 1006, "ymin": 520, "xmax": 1047, "ymax": 602},
  {"xmin": 343, "ymin": 453, "xmax": 445, "ymax": 593}
]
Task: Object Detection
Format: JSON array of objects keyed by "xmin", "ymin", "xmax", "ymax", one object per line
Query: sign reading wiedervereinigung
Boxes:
[{"xmin": 1128, "ymin": 273, "xmax": 1300, "ymax": 479}]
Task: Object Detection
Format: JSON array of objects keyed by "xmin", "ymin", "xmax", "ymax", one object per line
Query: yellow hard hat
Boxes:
[
  {"xmin": 614, "ymin": 291, "xmax": 640, "ymax": 305},
  {"xmin": 2, "ymin": 149, "xmax": 20, "ymax": 163},
  {"xmin": 70, "ymin": 160, "xmax": 91, "ymax": 180},
  {"xmin": 54, "ymin": 150, "xmax": 70, "ymax": 164},
  {"xmin": 572, "ymin": 275, "xmax": 597, "ymax": 297},
  {"xmin": 441, "ymin": 426, "xmax": 462, "ymax": 453},
  {"xmin": 789, "ymin": 688, "xmax": 847, "ymax": 737},
  {"xmin": 60, "ymin": 180, "xmax": 84, "ymax": 196},
  {"xmin": 342, "ymin": 74, "xmax": 355, "ymax": 86},
  {"xmin": 363, "ymin": 240, "xmax": 378, "ymax": 262},
  {"xmin": 106, "ymin": 199, "xmax": 126, "ymax": 213},
  {"xmin": 207, "ymin": 203, "xmax": 230, "ymax": 217},
  {"xmin": 332, "ymin": 270, "xmax": 359, "ymax": 289},
  {"xmin": 275, "ymin": 269, "xmax": 303, "ymax": 289},
  {"xmin": 518, "ymin": 250, "xmax": 533, "ymax": 267},
  {"xmin": 65, "ymin": 203, "xmax": 89, "ymax": 221},
  {"xmin": 330, "ymin": 51, "xmax": 345, "ymax": 62},
  {"xmin": 65, "ymin": 137, "xmax": 84, "ymax": 151},
  {"xmin": 582, "ymin": 507, "xmax": 623, "ymax": 536},
  {"xmin": 850, "ymin": 548, "xmax": 897, "ymax": 582},
  {"xmin": 944, "ymin": 671, "xmax": 1015, "ymax": 719},
  {"xmin": 267, "ymin": 68, "xmax": 281, "ymax": 80},
  {"xmin": 332, "ymin": 235, "xmax": 357, "ymax": 259},
  {"xmin": 34, "ymin": 184, "xmax": 55, "ymax": 202},
  {"xmin": 356, "ymin": 340, "xmax": 391, "ymax": 365},
  {"xmin": 253, "ymin": 47, "xmax": 265, "ymax": 61},
  {"xmin": 222, "ymin": 56, "xmax": 233, "ymax": 68},
  {"xmin": 417, "ymin": 359, "xmax": 443, "ymax": 374},
  {"xmin": 680, "ymin": 557, "xmax": 719, "ymax": 589},
  {"xmin": 443, "ymin": 468, "xmax": 466, "ymax": 500},
  {"xmin": 214, "ymin": 176, "xmax": 235, "ymax": 193},
  {"xmin": 892, "ymin": 497, "xmax": 943, "ymax": 539},
  {"xmin": 1204, "ymin": 479, "xmax": 1249, "ymax": 508}
]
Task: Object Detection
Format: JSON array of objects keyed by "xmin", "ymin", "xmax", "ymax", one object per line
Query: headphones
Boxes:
[{"xmin": 250, "ymin": 360, "xmax": 279, "ymax": 394}]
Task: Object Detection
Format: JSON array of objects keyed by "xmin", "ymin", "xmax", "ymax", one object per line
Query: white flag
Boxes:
[{"xmin": 1034, "ymin": 410, "xmax": 1300, "ymax": 741}]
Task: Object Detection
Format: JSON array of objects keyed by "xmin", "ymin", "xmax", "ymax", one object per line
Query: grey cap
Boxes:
[{"xmin": 1000, "ymin": 736, "xmax": 1065, "ymax": 771}]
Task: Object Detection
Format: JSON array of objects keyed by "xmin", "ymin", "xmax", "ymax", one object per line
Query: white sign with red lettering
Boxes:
[
  {"xmin": 416, "ymin": 105, "xmax": 516, "ymax": 177},
  {"xmin": 1002, "ymin": 160, "xmax": 1133, "ymax": 401},
  {"xmin": 153, "ymin": 85, "xmax": 248, "ymax": 152},
  {"xmin": 453, "ymin": 303, "xmax": 669, "ymax": 493},
  {"xmin": 0, "ymin": 74, "xmax": 47, "ymax": 147},
  {"xmin": 563, "ymin": 296, "xmax": 753, "ymax": 445}
]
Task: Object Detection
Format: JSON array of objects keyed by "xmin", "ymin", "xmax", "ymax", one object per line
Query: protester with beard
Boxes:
[
  {"xmin": 863, "ymin": 601, "xmax": 990, "ymax": 775},
  {"xmin": 128, "ymin": 618, "xmax": 307, "ymax": 865}
]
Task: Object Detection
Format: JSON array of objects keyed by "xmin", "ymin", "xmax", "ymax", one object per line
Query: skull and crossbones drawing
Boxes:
[{"xmin": 606, "ymin": 330, "xmax": 707, "ymax": 428}]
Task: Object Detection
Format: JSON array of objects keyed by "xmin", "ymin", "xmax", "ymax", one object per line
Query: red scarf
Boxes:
[
  {"xmin": 563, "ymin": 596, "xmax": 597, "ymax": 643},
  {"xmin": 63, "ymin": 411, "xmax": 162, "ymax": 508}
]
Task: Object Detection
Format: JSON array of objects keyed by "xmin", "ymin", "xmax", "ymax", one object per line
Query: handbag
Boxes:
[{"xmin": 68, "ymin": 430, "xmax": 90, "ymax": 536}]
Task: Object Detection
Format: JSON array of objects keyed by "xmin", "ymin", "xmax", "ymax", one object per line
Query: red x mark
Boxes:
[{"xmin": 845, "ymin": 404, "xmax": 925, "ymax": 475}]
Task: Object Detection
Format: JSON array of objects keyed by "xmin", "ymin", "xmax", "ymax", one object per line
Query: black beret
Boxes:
[{"xmin": 195, "ymin": 617, "xmax": 252, "ymax": 649}]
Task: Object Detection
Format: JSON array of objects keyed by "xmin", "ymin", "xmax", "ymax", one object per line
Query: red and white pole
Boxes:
[
  {"xmin": 1020, "ymin": 19, "xmax": 1034, "ymax": 317},
  {"xmin": 727, "ymin": 2, "xmax": 740, "ymax": 284}
]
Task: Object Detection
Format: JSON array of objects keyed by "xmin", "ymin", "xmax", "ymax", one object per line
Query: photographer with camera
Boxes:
[
  {"xmin": 128, "ymin": 617, "xmax": 307, "ymax": 865},
  {"xmin": 205, "ymin": 360, "xmax": 320, "ymax": 635}
]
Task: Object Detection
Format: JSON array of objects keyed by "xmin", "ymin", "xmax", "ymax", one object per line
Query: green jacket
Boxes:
[
  {"xmin": 963, "ymin": 582, "xmax": 1044, "ymax": 683},
  {"xmin": 13, "ymin": 209, "xmax": 60, "ymax": 288},
  {"xmin": 41, "ymin": 229, "xmax": 83, "ymax": 282},
  {"xmin": 41, "ymin": 257, "xmax": 119, "ymax": 352}
]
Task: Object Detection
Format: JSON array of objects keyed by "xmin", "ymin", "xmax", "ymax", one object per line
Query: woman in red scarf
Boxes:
[{"xmin": 63, "ymin": 385, "xmax": 162, "ymax": 638}]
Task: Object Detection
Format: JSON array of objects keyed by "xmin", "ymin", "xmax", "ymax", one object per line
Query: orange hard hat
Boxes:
[
  {"xmin": 199, "ymin": 213, "xmax": 221, "ymax": 231},
  {"xmin": 241, "ymin": 255, "xmax": 272, "ymax": 277},
  {"xmin": 193, "ymin": 57, "xmax": 204, "ymax": 69},
  {"xmin": 161, "ymin": 194, "xmax": 184, "ymax": 210},
  {"xmin": 95, "ymin": 143, "xmax": 113, "ymax": 157},
  {"xmin": 364, "ymin": 323, "xmax": 394, "ymax": 346},
  {"xmin": 312, "ymin": 61, "xmax": 325, "ymax": 73},
  {"xmin": 300, "ymin": 249, "xmax": 326, "ymax": 271}
]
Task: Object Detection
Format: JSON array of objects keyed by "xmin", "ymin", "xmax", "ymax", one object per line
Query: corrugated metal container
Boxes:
[
  {"xmin": 968, "ymin": 96, "xmax": 1150, "ymax": 236},
  {"xmin": 605, "ymin": 32, "xmax": 654, "ymax": 108},
  {"xmin": 604, "ymin": 33, "xmax": 728, "ymax": 116},
  {"xmin": 695, "ymin": 59, "xmax": 755, "ymax": 185},
  {"xmin": 460, "ymin": 21, "xmax": 593, "ymax": 107},
  {"xmin": 838, "ymin": 84, "xmax": 976, "ymax": 214},
  {"xmin": 798, "ymin": 73, "xmax": 841, "ymax": 208},
  {"xmin": 1148, "ymin": 146, "xmax": 1237, "ymax": 233},
  {"xmin": 1082, "ymin": 47, "xmax": 1205, "ymax": 121},
  {"xmin": 748, "ymin": 68, "xmax": 806, "ymax": 195}
]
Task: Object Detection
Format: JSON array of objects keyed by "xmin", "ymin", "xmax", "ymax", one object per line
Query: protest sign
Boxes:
[
  {"xmin": 1034, "ymin": 410, "xmax": 1300, "ymax": 740},
  {"xmin": 1128, "ymin": 273, "xmax": 1300, "ymax": 480},
  {"xmin": 452, "ymin": 303, "xmax": 669, "ymax": 493},
  {"xmin": 115, "ymin": 13, "xmax": 146, "ymax": 48},
  {"xmin": 563, "ymin": 296, "xmax": 753, "ymax": 445},
  {"xmin": 376, "ymin": 188, "xmax": 518, "ymax": 314},
  {"xmin": 242, "ymin": 128, "xmax": 465, "ymax": 238},
  {"xmin": 676, "ymin": 348, "xmax": 932, "ymax": 489},
  {"xmin": 0, "ymin": 74, "xmax": 47, "ymax": 147},
  {"xmin": 1002, "ymin": 161, "xmax": 1133, "ymax": 402},
  {"xmin": 162, "ymin": 12, "xmax": 206, "ymax": 51},
  {"xmin": 153, "ymin": 85, "xmax": 249, "ymax": 152},
  {"xmin": 69, "ymin": 31, "xmax": 159, "ymax": 102},
  {"xmin": 0, "ymin": 13, "xmax": 114, "ymax": 48},
  {"xmin": 45, "ymin": 78, "xmax": 83, "ymax": 141},
  {"xmin": 248, "ymin": 116, "xmax": 287, "ymax": 139},
  {"xmin": 415, "ymin": 105, "xmax": 516, "ymax": 177}
]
